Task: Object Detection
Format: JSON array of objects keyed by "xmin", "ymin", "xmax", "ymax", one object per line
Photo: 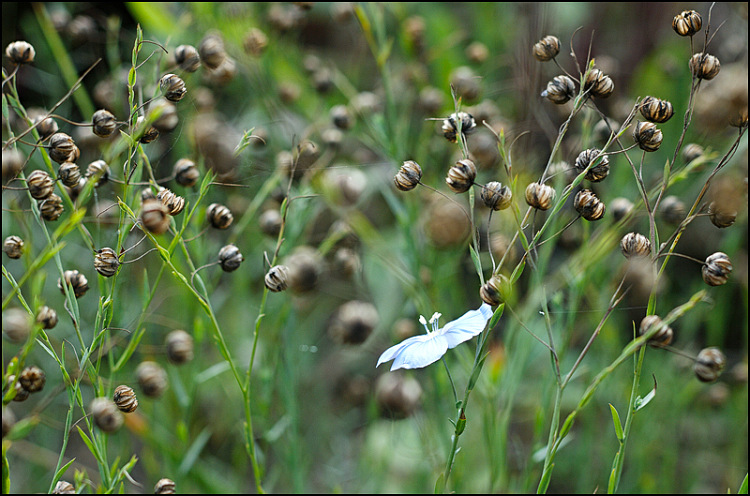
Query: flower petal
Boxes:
[
  {"xmin": 389, "ymin": 334, "xmax": 449, "ymax": 371},
  {"xmin": 440, "ymin": 303, "xmax": 493, "ymax": 348},
  {"xmin": 376, "ymin": 334, "xmax": 430, "ymax": 368}
]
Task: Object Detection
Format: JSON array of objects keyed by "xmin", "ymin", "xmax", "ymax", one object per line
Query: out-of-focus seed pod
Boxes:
[
  {"xmin": 286, "ymin": 247, "xmax": 321, "ymax": 293},
  {"xmin": 450, "ymin": 66, "xmax": 481, "ymax": 102},
  {"xmin": 584, "ymin": 68, "xmax": 614, "ymax": 99},
  {"xmin": 48, "ymin": 133, "xmax": 79, "ymax": 164},
  {"xmin": 157, "ymin": 188, "xmax": 185, "ymax": 216},
  {"xmin": 160, "ymin": 73, "xmax": 187, "ymax": 102},
  {"xmin": 3, "ymin": 148, "xmax": 24, "ymax": 183},
  {"xmin": 218, "ymin": 244, "xmax": 243, "ymax": 272},
  {"xmin": 206, "ymin": 203, "xmax": 233, "ymax": 229},
  {"xmin": 92, "ymin": 109, "xmax": 117, "ymax": 138},
  {"xmin": 446, "ymin": 159, "xmax": 477, "ymax": 193},
  {"xmin": 148, "ymin": 98, "xmax": 179, "ymax": 133},
  {"xmin": 19, "ymin": 366, "xmax": 46, "ymax": 393},
  {"xmin": 481, "ymin": 181, "xmax": 512, "ymax": 210},
  {"xmin": 574, "ymin": 148, "xmax": 610, "ymax": 182},
  {"xmin": 90, "ymin": 397, "xmax": 123, "ymax": 432},
  {"xmin": 694, "ymin": 347, "xmax": 726, "ymax": 382},
  {"xmin": 659, "ymin": 195, "xmax": 685, "ymax": 224},
  {"xmin": 166, "ymin": 330, "xmax": 194, "ymax": 364},
  {"xmin": 640, "ymin": 96, "xmax": 674, "ymax": 123},
  {"xmin": 199, "ymin": 33, "xmax": 226, "ymax": 69},
  {"xmin": 541, "ymin": 75, "xmax": 576, "ymax": 104},
  {"xmin": 533, "ymin": 35, "xmax": 560, "ymax": 61},
  {"xmin": 2, "ymin": 407, "xmax": 15, "ymax": 438},
  {"xmin": 58, "ymin": 270, "xmax": 89, "ymax": 298},
  {"xmin": 136, "ymin": 116, "xmax": 160, "ymax": 144},
  {"xmin": 155, "ymin": 478, "xmax": 176, "ymax": 495},
  {"xmin": 442, "ymin": 112, "xmax": 476, "ymax": 143},
  {"xmin": 39, "ymin": 193, "xmax": 64, "ymax": 221},
  {"xmin": 4, "ymin": 375, "xmax": 29, "ymax": 402},
  {"xmin": 5, "ymin": 41, "xmax": 35, "ymax": 64},
  {"xmin": 36, "ymin": 305, "xmax": 58, "ymax": 330},
  {"xmin": 639, "ymin": 315, "xmax": 673, "ymax": 348},
  {"xmin": 418, "ymin": 86, "xmax": 444, "ymax": 114},
  {"xmin": 375, "ymin": 372, "xmax": 422, "ymax": 419},
  {"xmin": 26, "ymin": 169, "xmax": 55, "ymax": 200},
  {"xmin": 173, "ymin": 158, "xmax": 199, "ymax": 187},
  {"xmin": 141, "ymin": 199, "xmax": 171, "ymax": 234},
  {"xmin": 136, "ymin": 361, "xmax": 168, "ymax": 398},
  {"xmin": 94, "ymin": 247, "xmax": 120, "ymax": 277},
  {"xmin": 330, "ymin": 104, "xmax": 353, "ymax": 130},
  {"xmin": 466, "ymin": 41, "xmax": 489, "ymax": 63},
  {"xmin": 610, "ymin": 197, "xmax": 634, "ymax": 222},
  {"xmin": 265, "ymin": 265, "xmax": 289, "ymax": 292},
  {"xmin": 175, "ymin": 44, "xmax": 200, "ymax": 72},
  {"xmin": 113, "ymin": 385, "xmax": 138, "ymax": 413},
  {"xmin": 525, "ymin": 182, "xmax": 556, "ymax": 210},
  {"xmin": 58, "ymin": 162, "xmax": 82, "ymax": 188},
  {"xmin": 332, "ymin": 247, "xmax": 361, "ymax": 278},
  {"xmin": 633, "ymin": 121, "xmax": 663, "ymax": 152},
  {"xmin": 329, "ymin": 300, "xmax": 379, "ymax": 345},
  {"xmin": 29, "ymin": 110, "xmax": 59, "ymax": 140},
  {"xmin": 3, "ymin": 308, "xmax": 30, "ymax": 343},
  {"xmin": 682, "ymin": 143, "xmax": 704, "ymax": 163},
  {"xmin": 620, "ymin": 232, "xmax": 651, "ymax": 258},
  {"xmin": 702, "ymin": 252, "xmax": 732, "ymax": 286},
  {"xmin": 3, "ymin": 235, "xmax": 24, "ymax": 259},
  {"xmin": 52, "ymin": 480, "xmax": 75, "ymax": 494},
  {"xmin": 480, "ymin": 274, "xmax": 504, "ymax": 306},
  {"xmin": 85, "ymin": 160, "xmax": 109, "ymax": 187},
  {"xmin": 207, "ymin": 55, "xmax": 238, "ymax": 85},
  {"xmin": 259, "ymin": 208, "xmax": 282, "ymax": 237},
  {"xmin": 689, "ymin": 53, "xmax": 720, "ymax": 80},
  {"xmin": 424, "ymin": 197, "xmax": 470, "ymax": 248},
  {"xmin": 394, "ymin": 160, "xmax": 422, "ymax": 191},
  {"xmin": 141, "ymin": 187, "xmax": 156, "ymax": 203},
  {"xmin": 708, "ymin": 201, "xmax": 737, "ymax": 229},
  {"xmin": 729, "ymin": 107, "xmax": 748, "ymax": 129},
  {"xmin": 673, "ymin": 10, "xmax": 702, "ymax": 36},
  {"xmin": 323, "ymin": 168, "xmax": 366, "ymax": 206},
  {"xmin": 244, "ymin": 27, "xmax": 268, "ymax": 56},
  {"xmin": 574, "ymin": 189, "xmax": 606, "ymax": 221}
]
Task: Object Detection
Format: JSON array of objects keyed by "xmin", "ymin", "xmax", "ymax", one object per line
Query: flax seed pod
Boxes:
[
  {"xmin": 175, "ymin": 44, "xmax": 200, "ymax": 72},
  {"xmin": 702, "ymin": 252, "xmax": 732, "ymax": 286},
  {"xmin": 659, "ymin": 195, "xmax": 685, "ymax": 224},
  {"xmin": 27, "ymin": 169, "xmax": 55, "ymax": 200},
  {"xmin": 525, "ymin": 182, "xmax": 556, "ymax": 210},
  {"xmin": 3, "ymin": 308, "xmax": 30, "ymax": 343},
  {"xmin": 166, "ymin": 329, "xmax": 194, "ymax": 364},
  {"xmin": 90, "ymin": 397, "xmax": 123, "ymax": 432},
  {"xmin": 265, "ymin": 265, "xmax": 290, "ymax": 292},
  {"xmin": 94, "ymin": 248, "xmax": 120, "ymax": 277},
  {"xmin": 330, "ymin": 104, "xmax": 353, "ymax": 130},
  {"xmin": 442, "ymin": 112, "xmax": 476, "ymax": 143},
  {"xmin": 683, "ymin": 143, "xmax": 704, "ymax": 163},
  {"xmin": 610, "ymin": 197, "xmax": 634, "ymax": 222},
  {"xmin": 394, "ymin": 160, "xmax": 422, "ymax": 191},
  {"xmin": 157, "ymin": 188, "xmax": 185, "ymax": 216},
  {"xmin": 85, "ymin": 160, "xmax": 109, "ymax": 187},
  {"xmin": 375, "ymin": 372, "xmax": 422, "ymax": 420},
  {"xmin": 481, "ymin": 181, "xmax": 512, "ymax": 210},
  {"xmin": 3, "ymin": 235, "xmax": 24, "ymax": 259},
  {"xmin": 328, "ymin": 301, "xmax": 379, "ymax": 345},
  {"xmin": 708, "ymin": 201, "xmax": 737, "ymax": 229},
  {"xmin": 137, "ymin": 116, "xmax": 160, "ymax": 144},
  {"xmin": 173, "ymin": 158, "xmax": 199, "ymax": 187},
  {"xmin": 206, "ymin": 203, "xmax": 233, "ymax": 229},
  {"xmin": 58, "ymin": 270, "xmax": 89, "ymax": 298},
  {"xmin": 136, "ymin": 361, "xmax": 168, "ymax": 398},
  {"xmin": 480, "ymin": 274, "xmax": 503, "ymax": 306},
  {"xmin": 446, "ymin": 158, "xmax": 477, "ymax": 193},
  {"xmin": 533, "ymin": 35, "xmax": 560, "ymax": 61},
  {"xmin": 450, "ymin": 66, "xmax": 481, "ymax": 102},
  {"xmin": 5, "ymin": 41, "xmax": 35, "ymax": 65},
  {"xmin": 160, "ymin": 73, "xmax": 187, "ymax": 102},
  {"xmin": 19, "ymin": 366, "xmax": 46, "ymax": 393},
  {"xmin": 36, "ymin": 306, "xmax": 58, "ymax": 330},
  {"xmin": 113, "ymin": 385, "xmax": 138, "ymax": 413},
  {"xmin": 286, "ymin": 247, "xmax": 321, "ymax": 293},
  {"xmin": 620, "ymin": 232, "xmax": 651, "ymax": 258},
  {"xmin": 639, "ymin": 315, "xmax": 673, "ymax": 348},
  {"xmin": 92, "ymin": 109, "xmax": 117, "ymax": 138},
  {"xmin": 4, "ymin": 375, "xmax": 29, "ymax": 402},
  {"xmin": 58, "ymin": 162, "xmax": 81, "ymax": 188},
  {"xmin": 584, "ymin": 69, "xmax": 614, "ymax": 99},
  {"xmin": 259, "ymin": 208, "xmax": 282, "ymax": 237},
  {"xmin": 48, "ymin": 133, "xmax": 79, "ymax": 164},
  {"xmin": 689, "ymin": 53, "xmax": 720, "ymax": 80},
  {"xmin": 541, "ymin": 75, "xmax": 576, "ymax": 104},
  {"xmin": 694, "ymin": 347, "xmax": 726, "ymax": 382},
  {"xmin": 52, "ymin": 480, "xmax": 75, "ymax": 494},
  {"xmin": 155, "ymin": 478, "xmax": 176, "ymax": 494},
  {"xmin": 574, "ymin": 148, "xmax": 610, "ymax": 182},
  {"xmin": 244, "ymin": 27, "xmax": 269, "ymax": 56},
  {"xmin": 633, "ymin": 121, "xmax": 663, "ymax": 152},
  {"xmin": 141, "ymin": 187, "xmax": 156, "ymax": 203},
  {"xmin": 149, "ymin": 98, "xmax": 179, "ymax": 133},
  {"xmin": 141, "ymin": 199, "xmax": 170, "ymax": 234},
  {"xmin": 28, "ymin": 109, "xmax": 59, "ymax": 140},
  {"xmin": 640, "ymin": 96, "xmax": 674, "ymax": 123},
  {"xmin": 673, "ymin": 10, "xmax": 702, "ymax": 36},
  {"xmin": 218, "ymin": 244, "xmax": 244, "ymax": 272},
  {"xmin": 574, "ymin": 189, "xmax": 606, "ymax": 221},
  {"xmin": 39, "ymin": 194, "xmax": 64, "ymax": 221},
  {"xmin": 199, "ymin": 33, "xmax": 226, "ymax": 69}
]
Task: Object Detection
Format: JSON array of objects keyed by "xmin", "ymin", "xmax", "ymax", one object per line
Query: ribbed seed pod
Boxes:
[
  {"xmin": 3, "ymin": 235, "xmax": 24, "ymax": 259},
  {"xmin": 148, "ymin": 98, "xmax": 179, "ymax": 133},
  {"xmin": 4, "ymin": 375, "xmax": 29, "ymax": 402},
  {"xmin": 173, "ymin": 158, "xmax": 199, "ymax": 187},
  {"xmin": 85, "ymin": 160, "xmax": 109, "ymax": 187},
  {"xmin": 689, "ymin": 53, "xmax": 720, "ymax": 80},
  {"xmin": 5, "ymin": 41, "xmax": 35, "ymax": 64},
  {"xmin": 639, "ymin": 96, "xmax": 674, "ymax": 123},
  {"xmin": 113, "ymin": 385, "xmax": 138, "ymax": 413},
  {"xmin": 52, "ymin": 480, "xmax": 75, "ymax": 494},
  {"xmin": 36, "ymin": 305, "xmax": 58, "ymax": 330},
  {"xmin": 639, "ymin": 315, "xmax": 673, "ymax": 348},
  {"xmin": 175, "ymin": 44, "xmax": 200, "ymax": 72},
  {"xmin": 633, "ymin": 121, "xmax": 663, "ymax": 152},
  {"xmin": 94, "ymin": 248, "xmax": 120, "ymax": 277},
  {"xmin": 694, "ymin": 347, "xmax": 726, "ymax": 382},
  {"xmin": 199, "ymin": 33, "xmax": 226, "ymax": 69},
  {"xmin": 141, "ymin": 187, "xmax": 156, "ymax": 203},
  {"xmin": 541, "ymin": 75, "xmax": 576, "ymax": 104},
  {"xmin": 533, "ymin": 35, "xmax": 560, "ymax": 61},
  {"xmin": 328, "ymin": 301, "xmax": 379, "ymax": 345},
  {"xmin": 154, "ymin": 478, "xmax": 176, "ymax": 495},
  {"xmin": 166, "ymin": 329, "xmax": 194, "ymax": 364},
  {"xmin": 18, "ymin": 366, "xmax": 46, "ymax": 393},
  {"xmin": 682, "ymin": 143, "xmax": 704, "ymax": 163},
  {"xmin": 394, "ymin": 160, "xmax": 422, "ymax": 191},
  {"xmin": 574, "ymin": 189, "xmax": 606, "ymax": 221},
  {"xmin": 29, "ymin": 111, "xmax": 59, "ymax": 140},
  {"xmin": 375, "ymin": 373, "xmax": 422, "ymax": 420},
  {"xmin": 450, "ymin": 66, "xmax": 481, "ymax": 102},
  {"xmin": 244, "ymin": 27, "xmax": 269, "ymax": 56},
  {"xmin": 330, "ymin": 104, "xmax": 353, "ymax": 130},
  {"xmin": 218, "ymin": 244, "xmax": 244, "ymax": 272},
  {"xmin": 620, "ymin": 232, "xmax": 651, "ymax": 258},
  {"xmin": 3, "ymin": 308, "xmax": 30, "ymax": 343},
  {"xmin": 446, "ymin": 159, "xmax": 477, "ymax": 193},
  {"xmin": 141, "ymin": 199, "xmax": 171, "ymax": 234},
  {"xmin": 58, "ymin": 270, "xmax": 89, "ymax": 298},
  {"xmin": 481, "ymin": 181, "xmax": 512, "ymax": 210},
  {"xmin": 707, "ymin": 201, "xmax": 737, "ymax": 229},
  {"xmin": 39, "ymin": 193, "xmax": 64, "ymax": 221},
  {"xmin": 729, "ymin": 107, "xmax": 748, "ymax": 129},
  {"xmin": 480, "ymin": 274, "xmax": 504, "ymax": 306},
  {"xmin": 574, "ymin": 148, "xmax": 610, "ymax": 182},
  {"xmin": 157, "ymin": 188, "xmax": 185, "ymax": 216},
  {"xmin": 442, "ymin": 112, "xmax": 476, "ymax": 143},
  {"xmin": 659, "ymin": 195, "xmax": 685, "ymax": 224},
  {"xmin": 136, "ymin": 361, "xmax": 168, "ymax": 398},
  {"xmin": 286, "ymin": 247, "xmax": 322, "ymax": 293},
  {"xmin": 673, "ymin": 10, "xmax": 702, "ymax": 36},
  {"xmin": 525, "ymin": 182, "xmax": 556, "ymax": 210},
  {"xmin": 610, "ymin": 197, "xmax": 634, "ymax": 222},
  {"xmin": 160, "ymin": 73, "xmax": 187, "ymax": 102},
  {"xmin": 58, "ymin": 162, "xmax": 82, "ymax": 188},
  {"xmin": 48, "ymin": 133, "xmax": 79, "ymax": 164},
  {"xmin": 259, "ymin": 208, "xmax": 282, "ymax": 237},
  {"xmin": 265, "ymin": 265, "xmax": 290, "ymax": 292},
  {"xmin": 584, "ymin": 69, "xmax": 614, "ymax": 98},
  {"xmin": 90, "ymin": 397, "xmax": 124, "ymax": 432},
  {"xmin": 137, "ymin": 116, "xmax": 160, "ymax": 144},
  {"xmin": 27, "ymin": 170, "xmax": 55, "ymax": 200},
  {"xmin": 92, "ymin": 109, "xmax": 117, "ymax": 138},
  {"xmin": 206, "ymin": 203, "xmax": 233, "ymax": 229},
  {"xmin": 702, "ymin": 252, "xmax": 732, "ymax": 286}
]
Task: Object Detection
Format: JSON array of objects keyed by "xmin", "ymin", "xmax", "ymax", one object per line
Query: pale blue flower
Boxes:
[{"xmin": 377, "ymin": 303, "xmax": 493, "ymax": 371}]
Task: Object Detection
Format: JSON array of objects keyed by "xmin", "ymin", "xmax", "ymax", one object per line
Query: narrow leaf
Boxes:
[
  {"xmin": 634, "ymin": 375, "xmax": 658, "ymax": 412},
  {"xmin": 609, "ymin": 403, "xmax": 624, "ymax": 441},
  {"xmin": 738, "ymin": 473, "xmax": 748, "ymax": 494}
]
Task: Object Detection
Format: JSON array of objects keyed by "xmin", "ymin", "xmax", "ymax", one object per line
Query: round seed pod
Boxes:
[
  {"xmin": 418, "ymin": 86, "xmax": 444, "ymax": 114},
  {"xmin": 702, "ymin": 252, "xmax": 732, "ymax": 286},
  {"xmin": 286, "ymin": 247, "xmax": 322, "ymax": 293},
  {"xmin": 265, "ymin": 265, "xmax": 290, "ymax": 292},
  {"xmin": 90, "ymin": 397, "xmax": 124, "ymax": 432},
  {"xmin": 525, "ymin": 182, "xmax": 556, "ymax": 210},
  {"xmin": 58, "ymin": 270, "xmax": 89, "ymax": 298},
  {"xmin": 206, "ymin": 203, "xmax": 233, "ymax": 229},
  {"xmin": 584, "ymin": 69, "xmax": 614, "ymax": 99},
  {"xmin": 620, "ymin": 232, "xmax": 651, "ymax": 258},
  {"xmin": 610, "ymin": 197, "xmax": 634, "ymax": 222},
  {"xmin": 450, "ymin": 66, "xmax": 481, "ymax": 102},
  {"xmin": 155, "ymin": 478, "xmax": 176, "ymax": 495},
  {"xmin": 157, "ymin": 188, "xmax": 185, "ymax": 216},
  {"xmin": 218, "ymin": 244, "xmax": 243, "ymax": 272},
  {"xmin": 48, "ymin": 133, "xmax": 79, "ymax": 164},
  {"xmin": 136, "ymin": 361, "xmax": 168, "ymax": 398},
  {"xmin": 39, "ymin": 193, "xmax": 64, "ymax": 221},
  {"xmin": 442, "ymin": 112, "xmax": 476, "ymax": 143},
  {"xmin": 29, "ymin": 110, "xmax": 59, "ymax": 140},
  {"xmin": 466, "ymin": 41, "xmax": 489, "ymax": 63},
  {"xmin": 259, "ymin": 208, "xmax": 282, "ymax": 237},
  {"xmin": 332, "ymin": 247, "xmax": 361, "ymax": 278},
  {"xmin": 541, "ymin": 75, "xmax": 576, "ymax": 104},
  {"xmin": 36, "ymin": 305, "xmax": 58, "ymax": 330},
  {"xmin": 639, "ymin": 315, "xmax": 673, "ymax": 348},
  {"xmin": 639, "ymin": 96, "xmax": 674, "ymax": 123},
  {"xmin": 689, "ymin": 53, "xmax": 720, "ymax": 80},
  {"xmin": 481, "ymin": 181, "xmax": 512, "ymax": 210},
  {"xmin": 136, "ymin": 116, "xmax": 160, "ymax": 144},
  {"xmin": 199, "ymin": 33, "xmax": 226, "ymax": 69},
  {"xmin": 694, "ymin": 347, "xmax": 726, "ymax": 382},
  {"xmin": 58, "ymin": 162, "xmax": 82, "ymax": 188},
  {"xmin": 375, "ymin": 372, "xmax": 422, "ymax": 419},
  {"xmin": 244, "ymin": 27, "xmax": 269, "ymax": 56},
  {"xmin": 707, "ymin": 201, "xmax": 737, "ymax": 229},
  {"xmin": 682, "ymin": 143, "xmax": 704, "ymax": 164},
  {"xmin": 5, "ymin": 41, "xmax": 35, "ymax": 65},
  {"xmin": 2, "ymin": 406, "xmax": 16, "ymax": 438},
  {"xmin": 3, "ymin": 308, "xmax": 30, "ymax": 343},
  {"xmin": 141, "ymin": 187, "xmax": 157, "ymax": 203},
  {"xmin": 148, "ymin": 98, "xmax": 179, "ymax": 133},
  {"xmin": 85, "ymin": 160, "xmax": 109, "ymax": 187},
  {"xmin": 659, "ymin": 195, "xmax": 685, "ymax": 224},
  {"xmin": 52, "ymin": 480, "xmax": 75, "ymax": 494},
  {"xmin": 574, "ymin": 189, "xmax": 606, "ymax": 221},
  {"xmin": 394, "ymin": 160, "xmax": 422, "ymax": 191},
  {"xmin": 330, "ymin": 104, "xmax": 353, "ymax": 130},
  {"xmin": 729, "ymin": 107, "xmax": 748, "ymax": 129},
  {"xmin": 173, "ymin": 158, "xmax": 199, "ymax": 187},
  {"xmin": 92, "ymin": 109, "xmax": 117, "ymax": 138},
  {"xmin": 166, "ymin": 330, "xmax": 194, "ymax": 364},
  {"xmin": 328, "ymin": 300, "xmax": 379, "ymax": 345},
  {"xmin": 4, "ymin": 375, "xmax": 29, "ymax": 402},
  {"xmin": 574, "ymin": 148, "xmax": 610, "ymax": 182},
  {"xmin": 206, "ymin": 56, "xmax": 238, "ymax": 85},
  {"xmin": 424, "ymin": 197, "xmax": 470, "ymax": 248},
  {"xmin": 3, "ymin": 148, "xmax": 24, "ymax": 183},
  {"xmin": 113, "ymin": 385, "xmax": 138, "ymax": 413},
  {"xmin": 480, "ymin": 274, "xmax": 504, "ymax": 306},
  {"xmin": 633, "ymin": 121, "xmax": 663, "ymax": 152},
  {"xmin": 445, "ymin": 158, "xmax": 477, "ymax": 193},
  {"xmin": 19, "ymin": 366, "xmax": 46, "ymax": 393},
  {"xmin": 532, "ymin": 35, "xmax": 560, "ymax": 61},
  {"xmin": 3, "ymin": 235, "xmax": 24, "ymax": 259},
  {"xmin": 673, "ymin": 10, "xmax": 702, "ymax": 36},
  {"xmin": 160, "ymin": 73, "xmax": 187, "ymax": 102},
  {"xmin": 94, "ymin": 247, "xmax": 120, "ymax": 277},
  {"xmin": 141, "ymin": 199, "xmax": 171, "ymax": 234},
  {"xmin": 27, "ymin": 169, "xmax": 55, "ymax": 200},
  {"xmin": 175, "ymin": 44, "xmax": 200, "ymax": 72}
]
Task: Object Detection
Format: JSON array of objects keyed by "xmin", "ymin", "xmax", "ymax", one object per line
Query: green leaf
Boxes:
[
  {"xmin": 488, "ymin": 303, "xmax": 505, "ymax": 330},
  {"xmin": 634, "ymin": 375, "xmax": 658, "ymax": 412},
  {"xmin": 607, "ymin": 464, "xmax": 618, "ymax": 494},
  {"xmin": 434, "ymin": 472, "xmax": 445, "ymax": 494},
  {"xmin": 609, "ymin": 404, "xmax": 624, "ymax": 441},
  {"xmin": 76, "ymin": 426, "xmax": 101, "ymax": 464},
  {"xmin": 538, "ymin": 464, "xmax": 554, "ymax": 493},
  {"xmin": 52, "ymin": 458, "xmax": 77, "ymax": 488},
  {"xmin": 738, "ymin": 473, "xmax": 748, "ymax": 494},
  {"xmin": 468, "ymin": 244, "xmax": 483, "ymax": 281},
  {"xmin": 2, "ymin": 443, "xmax": 9, "ymax": 494},
  {"xmin": 4, "ymin": 415, "xmax": 40, "ymax": 440}
]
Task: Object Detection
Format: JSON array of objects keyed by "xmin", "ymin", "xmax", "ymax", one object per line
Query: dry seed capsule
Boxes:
[
  {"xmin": 4, "ymin": 375, "xmax": 29, "ymax": 402},
  {"xmin": 166, "ymin": 329, "xmax": 194, "ymax": 364},
  {"xmin": 48, "ymin": 133, "xmax": 79, "ymax": 164},
  {"xmin": 218, "ymin": 244, "xmax": 244, "ymax": 272},
  {"xmin": 141, "ymin": 199, "xmax": 171, "ymax": 234},
  {"xmin": 639, "ymin": 315, "xmax": 673, "ymax": 348},
  {"xmin": 160, "ymin": 73, "xmax": 187, "ymax": 102},
  {"xmin": 375, "ymin": 372, "xmax": 422, "ymax": 419},
  {"xmin": 149, "ymin": 98, "xmax": 179, "ymax": 133},
  {"xmin": 481, "ymin": 181, "xmax": 512, "ymax": 211},
  {"xmin": 58, "ymin": 270, "xmax": 89, "ymax": 298},
  {"xmin": 155, "ymin": 478, "xmax": 176, "ymax": 495},
  {"xmin": 708, "ymin": 201, "xmax": 737, "ymax": 229},
  {"xmin": 730, "ymin": 107, "xmax": 748, "ymax": 129},
  {"xmin": 3, "ymin": 308, "xmax": 30, "ymax": 343},
  {"xmin": 450, "ymin": 66, "xmax": 481, "ymax": 101},
  {"xmin": 58, "ymin": 162, "xmax": 81, "ymax": 188},
  {"xmin": 480, "ymin": 274, "xmax": 503, "ymax": 306},
  {"xmin": 136, "ymin": 361, "xmax": 168, "ymax": 398},
  {"xmin": 206, "ymin": 203, "xmax": 233, "ymax": 229},
  {"xmin": 620, "ymin": 232, "xmax": 651, "ymax": 258},
  {"xmin": 19, "ymin": 366, "xmax": 46, "ymax": 393},
  {"xmin": 610, "ymin": 197, "xmax": 634, "ymax": 222},
  {"xmin": 702, "ymin": 252, "xmax": 732, "ymax": 286},
  {"xmin": 141, "ymin": 187, "xmax": 156, "ymax": 203},
  {"xmin": 175, "ymin": 44, "xmax": 200, "ymax": 72},
  {"xmin": 584, "ymin": 69, "xmax": 614, "ymax": 99},
  {"xmin": 541, "ymin": 75, "xmax": 576, "ymax": 104},
  {"xmin": 330, "ymin": 104, "xmax": 353, "ymax": 130},
  {"xmin": 574, "ymin": 148, "xmax": 610, "ymax": 182},
  {"xmin": 525, "ymin": 182, "xmax": 556, "ymax": 210},
  {"xmin": 2, "ymin": 406, "xmax": 16, "ymax": 438},
  {"xmin": 672, "ymin": 10, "xmax": 702, "ymax": 36},
  {"xmin": 682, "ymin": 143, "xmax": 704, "ymax": 163},
  {"xmin": 29, "ymin": 110, "xmax": 59, "ymax": 140},
  {"xmin": 199, "ymin": 33, "xmax": 226, "ymax": 69},
  {"xmin": 36, "ymin": 305, "xmax": 58, "ymax": 330},
  {"xmin": 39, "ymin": 193, "xmax": 64, "ymax": 221},
  {"xmin": 640, "ymin": 96, "xmax": 674, "ymax": 123},
  {"xmin": 113, "ymin": 385, "xmax": 138, "ymax": 413},
  {"xmin": 94, "ymin": 247, "xmax": 120, "ymax": 277},
  {"xmin": 259, "ymin": 208, "xmax": 282, "ymax": 237},
  {"xmin": 445, "ymin": 158, "xmax": 477, "ymax": 193},
  {"xmin": 286, "ymin": 247, "xmax": 321, "ymax": 293},
  {"xmin": 466, "ymin": 41, "xmax": 489, "ymax": 63},
  {"xmin": 694, "ymin": 347, "xmax": 726, "ymax": 382},
  {"xmin": 442, "ymin": 112, "xmax": 476, "ymax": 143},
  {"xmin": 689, "ymin": 53, "xmax": 720, "ymax": 80},
  {"xmin": 328, "ymin": 300, "xmax": 379, "ymax": 345},
  {"xmin": 574, "ymin": 189, "xmax": 606, "ymax": 221},
  {"xmin": 3, "ymin": 235, "xmax": 24, "ymax": 259},
  {"xmin": 52, "ymin": 480, "xmax": 75, "ymax": 494},
  {"xmin": 5, "ymin": 41, "xmax": 35, "ymax": 65},
  {"xmin": 90, "ymin": 397, "xmax": 124, "ymax": 432},
  {"xmin": 265, "ymin": 265, "xmax": 290, "ymax": 292},
  {"xmin": 394, "ymin": 160, "xmax": 422, "ymax": 191},
  {"xmin": 136, "ymin": 116, "xmax": 160, "ymax": 143},
  {"xmin": 632, "ymin": 121, "xmax": 663, "ymax": 152},
  {"xmin": 2, "ymin": 148, "xmax": 24, "ymax": 182},
  {"xmin": 85, "ymin": 160, "xmax": 109, "ymax": 187},
  {"xmin": 157, "ymin": 188, "xmax": 185, "ymax": 216},
  {"xmin": 173, "ymin": 158, "xmax": 199, "ymax": 187},
  {"xmin": 244, "ymin": 27, "xmax": 269, "ymax": 56},
  {"xmin": 27, "ymin": 170, "xmax": 55, "ymax": 200},
  {"xmin": 92, "ymin": 109, "xmax": 117, "ymax": 138},
  {"xmin": 533, "ymin": 35, "xmax": 560, "ymax": 62},
  {"xmin": 659, "ymin": 195, "xmax": 685, "ymax": 224}
]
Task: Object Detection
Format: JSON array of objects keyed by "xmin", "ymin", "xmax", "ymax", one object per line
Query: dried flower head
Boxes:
[
  {"xmin": 48, "ymin": 133, "xmax": 80, "ymax": 164},
  {"xmin": 394, "ymin": 160, "xmax": 422, "ymax": 191},
  {"xmin": 633, "ymin": 121, "xmax": 663, "ymax": 152},
  {"xmin": 610, "ymin": 197, "xmax": 634, "ymax": 222},
  {"xmin": 52, "ymin": 480, "xmax": 75, "ymax": 494},
  {"xmin": 574, "ymin": 189, "xmax": 606, "ymax": 221},
  {"xmin": 481, "ymin": 181, "xmax": 512, "ymax": 210},
  {"xmin": 154, "ymin": 478, "xmax": 176, "ymax": 495},
  {"xmin": 4, "ymin": 375, "xmax": 29, "ymax": 402},
  {"xmin": 92, "ymin": 109, "xmax": 117, "ymax": 138},
  {"xmin": 694, "ymin": 347, "xmax": 726, "ymax": 382},
  {"xmin": 702, "ymin": 252, "xmax": 732, "ymax": 286},
  {"xmin": 525, "ymin": 182, "xmax": 556, "ymax": 210},
  {"xmin": 620, "ymin": 232, "xmax": 651, "ymax": 258},
  {"xmin": 533, "ymin": 35, "xmax": 561, "ymax": 61},
  {"xmin": 682, "ymin": 143, "xmax": 704, "ymax": 163},
  {"xmin": 689, "ymin": 53, "xmax": 720, "ymax": 80},
  {"xmin": 113, "ymin": 385, "xmax": 138, "ymax": 413},
  {"xmin": 244, "ymin": 27, "xmax": 269, "ymax": 56},
  {"xmin": 541, "ymin": 75, "xmax": 577, "ymax": 104},
  {"xmin": 173, "ymin": 158, "xmax": 199, "ymax": 187},
  {"xmin": 450, "ymin": 66, "xmax": 481, "ymax": 101},
  {"xmin": 58, "ymin": 270, "xmax": 89, "ymax": 298},
  {"xmin": 330, "ymin": 104, "xmax": 354, "ymax": 130},
  {"xmin": 442, "ymin": 112, "xmax": 476, "ymax": 143},
  {"xmin": 27, "ymin": 170, "xmax": 55, "ymax": 200},
  {"xmin": 659, "ymin": 195, "xmax": 685, "ymax": 224},
  {"xmin": 265, "ymin": 265, "xmax": 290, "ymax": 292},
  {"xmin": 480, "ymin": 274, "xmax": 504, "ymax": 306},
  {"xmin": 286, "ymin": 247, "xmax": 322, "ymax": 293},
  {"xmin": 375, "ymin": 373, "xmax": 422, "ymax": 419},
  {"xmin": 672, "ymin": 10, "xmax": 702, "ymax": 36},
  {"xmin": 218, "ymin": 244, "xmax": 244, "ymax": 272},
  {"xmin": 640, "ymin": 96, "xmax": 674, "ymax": 123},
  {"xmin": 199, "ymin": 33, "xmax": 226, "ymax": 69},
  {"xmin": 446, "ymin": 159, "xmax": 477, "ymax": 193},
  {"xmin": 5, "ymin": 41, "xmax": 35, "ymax": 64},
  {"xmin": 175, "ymin": 44, "xmax": 200, "ymax": 72},
  {"xmin": 574, "ymin": 148, "xmax": 610, "ymax": 182},
  {"xmin": 707, "ymin": 201, "xmax": 737, "ymax": 229}
]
